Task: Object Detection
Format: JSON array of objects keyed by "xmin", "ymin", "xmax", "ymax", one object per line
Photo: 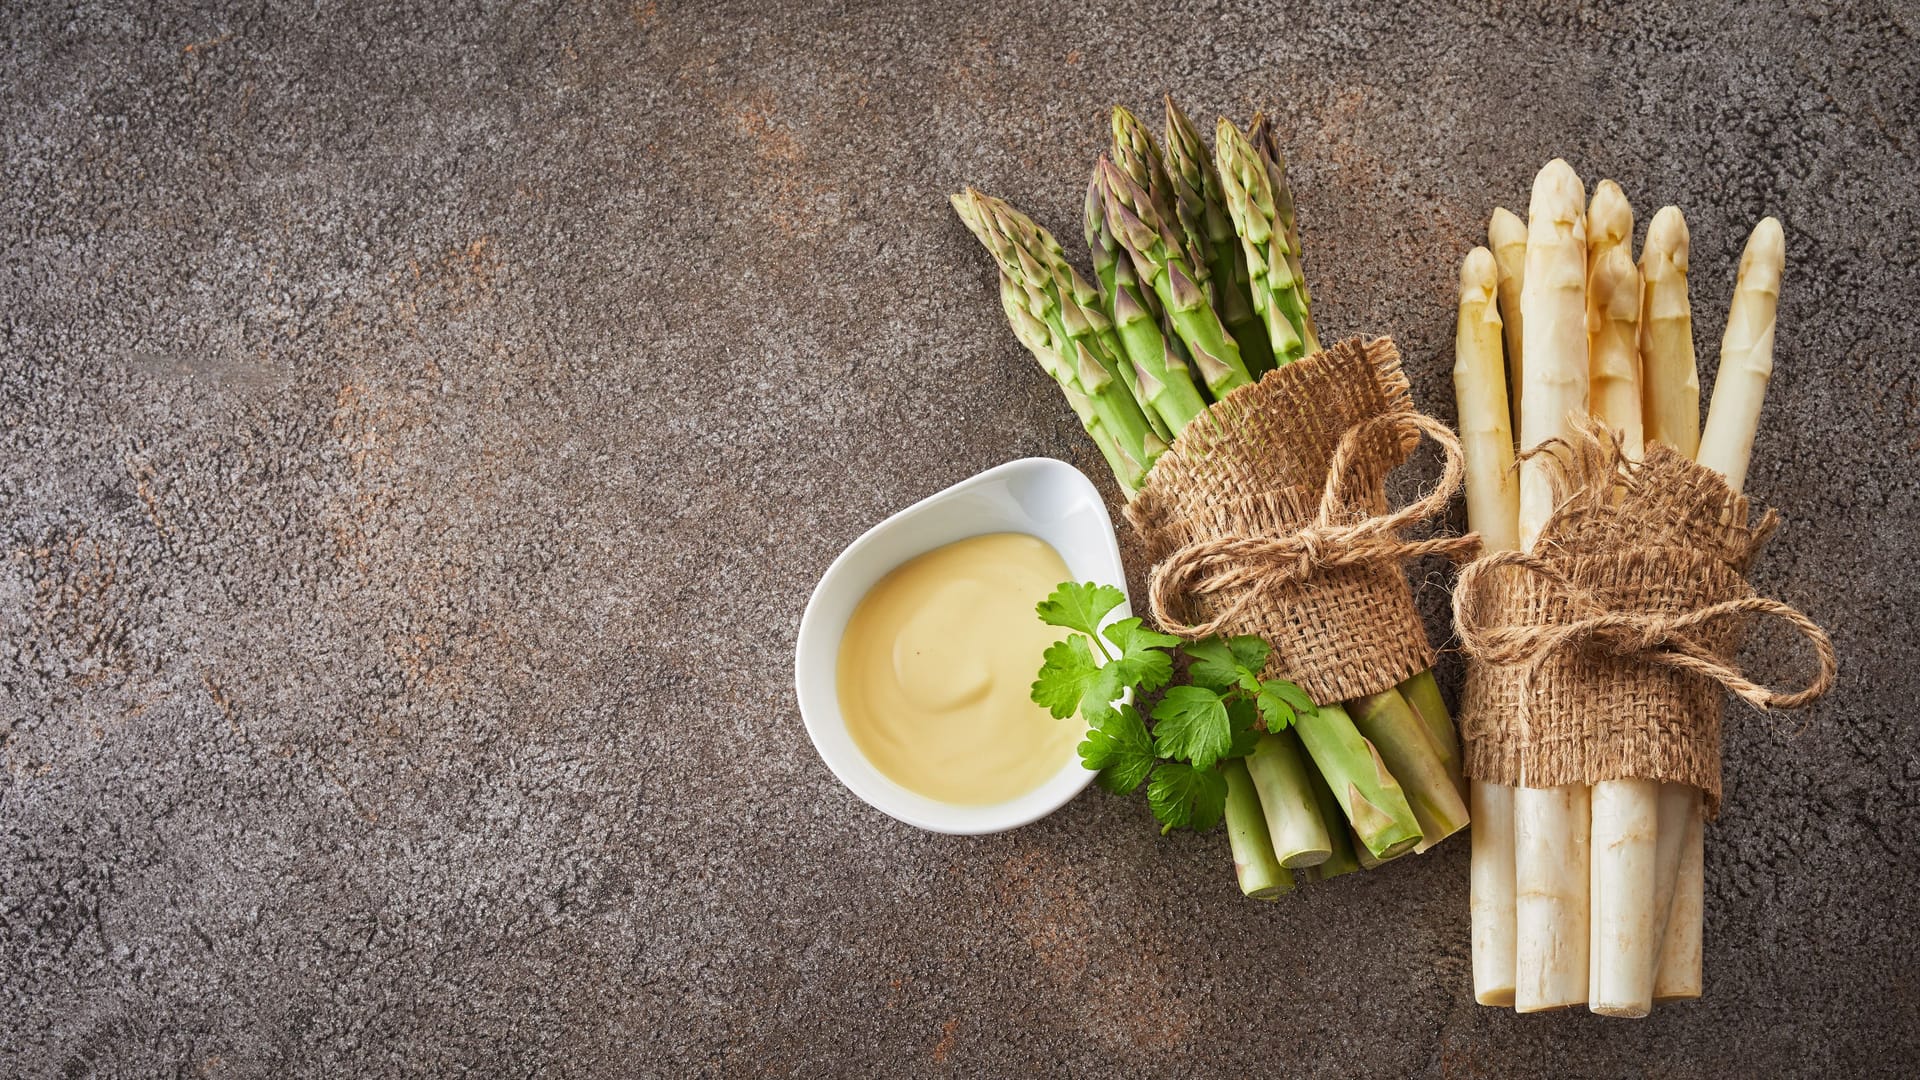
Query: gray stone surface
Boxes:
[{"xmin": 2, "ymin": 1, "xmax": 1915, "ymax": 1075}]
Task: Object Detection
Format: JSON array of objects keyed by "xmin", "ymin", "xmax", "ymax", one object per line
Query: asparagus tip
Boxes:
[
  {"xmin": 1587, "ymin": 179, "xmax": 1634, "ymax": 252},
  {"xmin": 1643, "ymin": 206, "xmax": 1691, "ymax": 273},
  {"xmin": 1462, "ymin": 246, "xmax": 1498, "ymax": 296},
  {"xmin": 1530, "ymin": 159, "xmax": 1586, "ymax": 222}
]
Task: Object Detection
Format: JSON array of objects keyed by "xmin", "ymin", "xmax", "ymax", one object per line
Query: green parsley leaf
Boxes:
[
  {"xmin": 1225, "ymin": 697, "xmax": 1263, "ymax": 758},
  {"xmin": 1078, "ymin": 704, "xmax": 1155, "ymax": 794},
  {"xmin": 1267, "ymin": 680, "xmax": 1313, "ymax": 714},
  {"xmin": 1259, "ymin": 680, "xmax": 1305, "ymax": 730},
  {"xmin": 1150, "ymin": 685, "xmax": 1235, "ymax": 769},
  {"xmin": 1224, "ymin": 634, "xmax": 1272, "ymax": 676},
  {"xmin": 1102, "ymin": 617, "xmax": 1180, "ymax": 693},
  {"xmin": 1035, "ymin": 581, "xmax": 1126, "ymax": 641},
  {"xmin": 1183, "ymin": 633, "xmax": 1274, "ymax": 691},
  {"xmin": 1147, "ymin": 762, "xmax": 1227, "ymax": 833},
  {"xmin": 1181, "ymin": 637, "xmax": 1243, "ymax": 691},
  {"xmin": 1031, "ymin": 636, "xmax": 1124, "ymax": 723}
]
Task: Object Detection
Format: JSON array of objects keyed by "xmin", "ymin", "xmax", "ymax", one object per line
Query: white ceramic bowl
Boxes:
[{"xmin": 795, "ymin": 457, "xmax": 1130, "ymax": 834}]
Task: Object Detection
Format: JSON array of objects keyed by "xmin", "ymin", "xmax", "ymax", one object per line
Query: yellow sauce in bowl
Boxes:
[{"xmin": 835, "ymin": 532, "xmax": 1083, "ymax": 805}]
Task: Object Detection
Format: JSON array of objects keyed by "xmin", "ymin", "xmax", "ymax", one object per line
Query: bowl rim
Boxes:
[{"xmin": 793, "ymin": 456, "xmax": 1124, "ymax": 835}]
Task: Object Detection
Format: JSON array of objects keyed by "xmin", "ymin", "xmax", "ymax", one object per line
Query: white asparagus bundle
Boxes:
[
  {"xmin": 1454, "ymin": 247, "xmax": 1520, "ymax": 1006},
  {"xmin": 1462, "ymin": 161, "xmax": 1791, "ymax": 1017},
  {"xmin": 1513, "ymin": 159, "xmax": 1592, "ymax": 1013}
]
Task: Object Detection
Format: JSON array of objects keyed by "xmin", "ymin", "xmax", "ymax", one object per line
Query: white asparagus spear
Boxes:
[
  {"xmin": 1590, "ymin": 777, "xmax": 1659, "ymax": 1016},
  {"xmin": 1653, "ymin": 798, "xmax": 1705, "ymax": 1001},
  {"xmin": 1456, "ymin": 248, "xmax": 1521, "ymax": 554},
  {"xmin": 1586, "ymin": 180, "xmax": 1633, "ymax": 276},
  {"xmin": 1514, "ymin": 159, "xmax": 1592, "ymax": 1013},
  {"xmin": 1585, "ymin": 183, "xmax": 1660, "ymax": 1018},
  {"xmin": 1489, "ymin": 207, "xmax": 1528, "ymax": 436},
  {"xmin": 1640, "ymin": 208, "xmax": 1701, "ymax": 457},
  {"xmin": 1648, "ymin": 780, "xmax": 1699, "ymax": 998},
  {"xmin": 1653, "ymin": 216, "xmax": 1787, "ymax": 1002},
  {"xmin": 1586, "ymin": 184, "xmax": 1644, "ymax": 458},
  {"xmin": 1698, "ymin": 218, "xmax": 1784, "ymax": 491},
  {"xmin": 1454, "ymin": 247, "xmax": 1521, "ymax": 1006},
  {"xmin": 1518, "ymin": 161, "xmax": 1591, "ymax": 551},
  {"xmin": 1639, "ymin": 208, "xmax": 1706, "ymax": 1003},
  {"xmin": 1516, "ymin": 784, "xmax": 1589, "ymax": 1011},
  {"xmin": 1640, "ymin": 211, "xmax": 1704, "ymax": 1006},
  {"xmin": 1471, "ymin": 783, "xmax": 1517, "ymax": 1007}
]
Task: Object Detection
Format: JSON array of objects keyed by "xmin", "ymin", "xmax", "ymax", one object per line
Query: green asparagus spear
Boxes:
[
  {"xmin": 1248, "ymin": 112, "xmax": 1320, "ymax": 356},
  {"xmin": 1304, "ymin": 762, "xmax": 1362, "ymax": 879},
  {"xmin": 1352, "ymin": 825, "xmax": 1410, "ymax": 870},
  {"xmin": 1084, "ymin": 170, "xmax": 1127, "ymax": 311},
  {"xmin": 1163, "ymin": 97, "xmax": 1270, "ymax": 374},
  {"xmin": 1348, "ymin": 688, "xmax": 1469, "ymax": 853},
  {"xmin": 1214, "ymin": 119, "xmax": 1315, "ymax": 367},
  {"xmin": 1067, "ymin": 171, "xmax": 1167, "ymax": 438},
  {"xmin": 1398, "ymin": 669, "xmax": 1465, "ymax": 797},
  {"xmin": 952, "ymin": 190, "xmax": 1164, "ymax": 490},
  {"xmin": 1246, "ymin": 731, "xmax": 1333, "ymax": 867},
  {"xmin": 1110, "ymin": 105, "xmax": 1180, "ymax": 229},
  {"xmin": 976, "ymin": 192, "xmax": 1168, "ymax": 441},
  {"xmin": 1084, "ymin": 173, "xmax": 1210, "ymax": 435},
  {"xmin": 996, "ymin": 271, "xmax": 1140, "ymax": 490},
  {"xmin": 1292, "ymin": 702, "xmax": 1422, "ymax": 858},
  {"xmin": 1224, "ymin": 758, "xmax": 1294, "ymax": 899}
]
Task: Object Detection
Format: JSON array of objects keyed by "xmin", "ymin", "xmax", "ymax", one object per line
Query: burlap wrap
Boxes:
[
  {"xmin": 1124, "ymin": 336, "xmax": 1476, "ymax": 705},
  {"xmin": 1452, "ymin": 422, "xmax": 1836, "ymax": 815}
]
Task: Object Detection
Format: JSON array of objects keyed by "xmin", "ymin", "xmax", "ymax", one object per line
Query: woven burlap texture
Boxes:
[
  {"xmin": 1125, "ymin": 336, "xmax": 1474, "ymax": 705},
  {"xmin": 1452, "ymin": 422, "xmax": 1836, "ymax": 816}
]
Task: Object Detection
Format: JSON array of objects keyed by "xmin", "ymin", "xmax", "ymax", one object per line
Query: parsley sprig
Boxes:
[{"xmin": 1030, "ymin": 582, "xmax": 1317, "ymax": 834}]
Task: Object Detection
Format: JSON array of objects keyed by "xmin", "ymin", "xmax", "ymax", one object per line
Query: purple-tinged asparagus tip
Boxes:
[
  {"xmin": 1073, "ymin": 341, "xmax": 1112, "ymax": 393},
  {"xmin": 1189, "ymin": 340, "xmax": 1233, "ymax": 388},
  {"xmin": 1160, "ymin": 336, "xmax": 1188, "ymax": 375},
  {"xmin": 1167, "ymin": 262, "xmax": 1206, "ymax": 311}
]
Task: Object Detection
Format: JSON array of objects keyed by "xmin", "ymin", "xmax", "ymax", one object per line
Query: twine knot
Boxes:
[{"xmin": 1455, "ymin": 551, "xmax": 1837, "ymax": 713}]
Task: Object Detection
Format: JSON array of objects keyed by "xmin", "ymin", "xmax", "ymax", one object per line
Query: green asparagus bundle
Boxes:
[{"xmin": 954, "ymin": 100, "xmax": 1469, "ymax": 900}]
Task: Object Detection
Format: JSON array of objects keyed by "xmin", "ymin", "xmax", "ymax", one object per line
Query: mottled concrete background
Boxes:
[{"xmin": 2, "ymin": 1, "xmax": 1915, "ymax": 1076}]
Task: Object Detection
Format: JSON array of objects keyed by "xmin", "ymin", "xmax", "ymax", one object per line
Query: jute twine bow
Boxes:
[
  {"xmin": 1148, "ymin": 409, "xmax": 1480, "ymax": 639},
  {"xmin": 1455, "ymin": 551, "xmax": 1837, "ymax": 714}
]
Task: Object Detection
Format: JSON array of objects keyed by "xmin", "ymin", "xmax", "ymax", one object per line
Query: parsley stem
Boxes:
[{"xmin": 1089, "ymin": 631, "xmax": 1115, "ymax": 663}]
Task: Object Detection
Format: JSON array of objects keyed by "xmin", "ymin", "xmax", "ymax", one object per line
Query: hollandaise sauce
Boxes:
[{"xmin": 837, "ymin": 532, "xmax": 1084, "ymax": 805}]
